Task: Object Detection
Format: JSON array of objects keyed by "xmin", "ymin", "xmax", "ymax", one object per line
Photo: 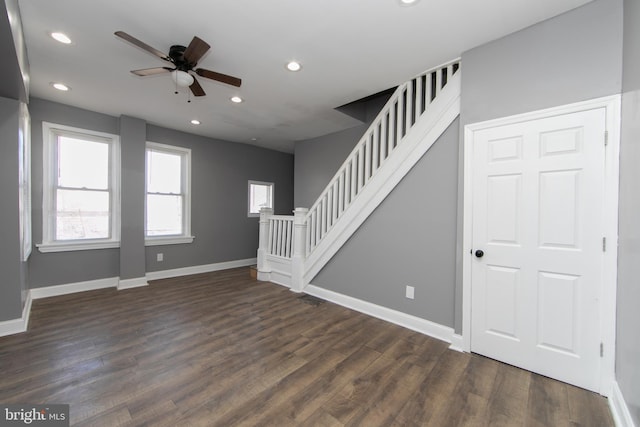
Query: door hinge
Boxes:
[
  {"xmin": 600, "ymin": 342, "xmax": 604, "ymax": 357},
  {"xmin": 604, "ymin": 130, "xmax": 609, "ymax": 146},
  {"xmin": 602, "ymin": 237, "xmax": 606, "ymax": 252}
]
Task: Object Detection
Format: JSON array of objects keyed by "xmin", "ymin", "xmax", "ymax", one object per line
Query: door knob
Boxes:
[{"xmin": 475, "ymin": 249, "xmax": 484, "ymax": 258}]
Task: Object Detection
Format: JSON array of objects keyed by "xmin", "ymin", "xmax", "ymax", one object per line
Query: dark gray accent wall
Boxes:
[
  {"xmin": 119, "ymin": 116, "xmax": 146, "ymax": 280},
  {"xmin": 145, "ymin": 124, "xmax": 293, "ymax": 272},
  {"xmin": 294, "ymin": 124, "xmax": 367, "ymax": 208},
  {"xmin": 28, "ymin": 97, "xmax": 294, "ymax": 287},
  {"xmin": 312, "ymin": 119, "xmax": 459, "ymax": 327},
  {"xmin": 456, "ymin": 0, "xmax": 624, "ymax": 333},
  {"xmin": 616, "ymin": 0, "xmax": 640, "ymax": 423},
  {"xmin": 0, "ymin": 96, "xmax": 23, "ymax": 320},
  {"xmin": 29, "ymin": 99, "xmax": 120, "ymax": 288}
]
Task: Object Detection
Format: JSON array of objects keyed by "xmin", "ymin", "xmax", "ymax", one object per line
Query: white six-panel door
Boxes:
[{"xmin": 470, "ymin": 108, "xmax": 606, "ymax": 392}]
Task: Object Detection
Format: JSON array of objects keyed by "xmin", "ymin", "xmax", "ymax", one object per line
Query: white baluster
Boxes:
[
  {"xmin": 416, "ymin": 75, "xmax": 424, "ymax": 118},
  {"xmin": 406, "ymin": 82, "xmax": 414, "ymax": 133}
]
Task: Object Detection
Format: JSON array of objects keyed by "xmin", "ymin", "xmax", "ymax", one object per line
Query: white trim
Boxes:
[
  {"xmin": 609, "ymin": 381, "xmax": 637, "ymax": 427},
  {"xmin": 449, "ymin": 334, "xmax": 464, "ymax": 352},
  {"xmin": 41, "ymin": 122, "xmax": 121, "ymax": 249},
  {"xmin": 30, "ymin": 277, "xmax": 119, "ymax": 299},
  {"xmin": 145, "ymin": 236, "xmax": 195, "ymax": 246},
  {"xmin": 305, "ymin": 285, "xmax": 455, "ymax": 344},
  {"xmin": 37, "ymin": 240, "xmax": 119, "ymax": 253},
  {"xmin": 146, "ymin": 258, "xmax": 257, "ymax": 281},
  {"xmin": 461, "ymin": 95, "xmax": 621, "ymax": 395},
  {"xmin": 0, "ymin": 293, "xmax": 32, "ymax": 337},
  {"xmin": 248, "ymin": 180, "xmax": 275, "ymax": 217},
  {"xmin": 117, "ymin": 277, "xmax": 149, "ymax": 290},
  {"xmin": 145, "ymin": 141, "xmax": 192, "ymax": 241}
]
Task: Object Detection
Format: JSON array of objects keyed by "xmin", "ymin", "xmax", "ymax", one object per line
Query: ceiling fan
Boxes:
[{"xmin": 114, "ymin": 31, "xmax": 242, "ymax": 97}]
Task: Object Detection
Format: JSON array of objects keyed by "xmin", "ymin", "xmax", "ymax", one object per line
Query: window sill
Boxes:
[
  {"xmin": 37, "ymin": 240, "xmax": 120, "ymax": 253},
  {"xmin": 145, "ymin": 236, "xmax": 195, "ymax": 246}
]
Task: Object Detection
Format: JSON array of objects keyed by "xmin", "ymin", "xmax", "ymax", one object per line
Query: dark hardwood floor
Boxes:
[{"xmin": 0, "ymin": 267, "xmax": 613, "ymax": 426}]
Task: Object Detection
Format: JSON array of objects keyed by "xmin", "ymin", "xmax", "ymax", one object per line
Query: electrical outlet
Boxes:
[
  {"xmin": 405, "ymin": 286, "xmax": 415, "ymax": 300},
  {"xmin": 157, "ymin": 253, "xmax": 163, "ymax": 262}
]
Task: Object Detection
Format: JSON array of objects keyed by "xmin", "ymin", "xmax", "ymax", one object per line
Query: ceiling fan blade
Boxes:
[
  {"xmin": 183, "ymin": 36, "xmax": 210, "ymax": 65},
  {"xmin": 195, "ymin": 68, "xmax": 242, "ymax": 87},
  {"xmin": 115, "ymin": 31, "xmax": 171, "ymax": 62},
  {"xmin": 190, "ymin": 77, "xmax": 206, "ymax": 97},
  {"xmin": 131, "ymin": 67, "xmax": 172, "ymax": 76}
]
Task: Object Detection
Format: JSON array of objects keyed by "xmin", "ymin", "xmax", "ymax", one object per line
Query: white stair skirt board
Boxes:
[
  {"xmin": 609, "ymin": 381, "xmax": 637, "ymax": 427},
  {"xmin": 146, "ymin": 258, "xmax": 257, "ymax": 281},
  {"xmin": 117, "ymin": 277, "xmax": 149, "ymax": 290},
  {"xmin": 0, "ymin": 293, "xmax": 33, "ymax": 337},
  {"xmin": 258, "ymin": 255, "xmax": 293, "ymax": 289},
  {"xmin": 305, "ymin": 285, "xmax": 455, "ymax": 345}
]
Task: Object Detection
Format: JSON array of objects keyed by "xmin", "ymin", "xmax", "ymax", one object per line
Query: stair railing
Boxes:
[{"xmin": 257, "ymin": 59, "xmax": 460, "ymax": 290}]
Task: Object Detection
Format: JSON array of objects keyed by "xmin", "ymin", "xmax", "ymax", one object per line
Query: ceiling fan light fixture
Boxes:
[
  {"xmin": 51, "ymin": 32, "xmax": 72, "ymax": 44},
  {"xmin": 172, "ymin": 70, "xmax": 194, "ymax": 87}
]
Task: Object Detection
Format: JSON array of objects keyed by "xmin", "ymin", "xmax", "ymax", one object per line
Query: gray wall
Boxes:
[
  {"xmin": 616, "ymin": 0, "xmax": 640, "ymax": 422},
  {"xmin": 294, "ymin": 92, "xmax": 392, "ymax": 208},
  {"xmin": 312, "ymin": 119, "xmax": 459, "ymax": 328},
  {"xmin": 145, "ymin": 124, "xmax": 293, "ymax": 272},
  {"xmin": 29, "ymin": 99, "xmax": 121, "ymax": 287},
  {"xmin": 294, "ymin": 124, "xmax": 367, "ymax": 208},
  {"xmin": 0, "ymin": 96, "xmax": 24, "ymax": 320},
  {"xmin": 456, "ymin": 0, "xmax": 624, "ymax": 332},
  {"xmin": 28, "ymin": 98, "xmax": 294, "ymax": 287}
]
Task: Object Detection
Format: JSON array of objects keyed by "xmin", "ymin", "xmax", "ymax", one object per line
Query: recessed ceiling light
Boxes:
[
  {"xmin": 286, "ymin": 61, "xmax": 302, "ymax": 72},
  {"xmin": 251, "ymin": 137, "xmax": 258, "ymax": 141},
  {"xmin": 51, "ymin": 82, "xmax": 70, "ymax": 91},
  {"xmin": 230, "ymin": 96, "xmax": 243, "ymax": 103},
  {"xmin": 51, "ymin": 32, "xmax": 72, "ymax": 44},
  {"xmin": 190, "ymin": 119, "xmax": 201, "ymax": 125},
  {"xmin": 399, "ymin": 0, "xmax": 419, "ymax": 5}
]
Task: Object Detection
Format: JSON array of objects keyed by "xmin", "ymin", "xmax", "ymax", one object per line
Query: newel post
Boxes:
[
  {"xmin": 257, "ymin": 207, "xmax": 273, "ymax": 280},
  {"xmin": 290, "ymin": 207, "xmax": 309, "ymax": 292}
]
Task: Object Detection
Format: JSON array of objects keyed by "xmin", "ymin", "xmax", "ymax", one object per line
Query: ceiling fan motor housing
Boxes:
[{"xmin": 169, "ymin": 45, "xmax": 192, "ymax": 70}]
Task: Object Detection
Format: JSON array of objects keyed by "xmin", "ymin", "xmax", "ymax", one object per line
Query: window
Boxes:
[
  {"xmin": 248, "ymin": 181, "xmax": 274, "ymax": 217},
  {"xmin": 39, "ymin": 122, "xmax": 120, "ymax": 252},
  {"xmin": 145, "ymin": 142, "xmax": 193, "ymax": 245}
]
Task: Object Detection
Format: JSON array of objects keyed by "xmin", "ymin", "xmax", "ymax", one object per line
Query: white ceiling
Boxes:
[{"xmin": 18, "ymin": 0, "xmax": 592, "ymax": 153}]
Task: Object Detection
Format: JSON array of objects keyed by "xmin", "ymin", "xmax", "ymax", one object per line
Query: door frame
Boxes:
[{"xmin": 461, "ymin": 95, "xmax": 621, "ymax": 396}]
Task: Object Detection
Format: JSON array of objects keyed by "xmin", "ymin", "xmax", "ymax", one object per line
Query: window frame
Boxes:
[
  {"xmin": 145, "ymin": 141, "xmax": 193, "ymax": 246},
  {"xmin": 38, "ymin": 122, "xmax": 121, "ymax": 253},
  {"xmin": 248, "ymin": 180, "xmax": 274, "ymax": 217}
]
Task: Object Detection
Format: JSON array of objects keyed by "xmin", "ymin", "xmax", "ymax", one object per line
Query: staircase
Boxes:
[{"xmin": 257, "ymin": 59, "xmax": 461, "ymax": 291}]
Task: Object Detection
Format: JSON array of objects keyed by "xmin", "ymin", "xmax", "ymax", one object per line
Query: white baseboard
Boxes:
[
  {"xmin": 304, "ymin": 284, "xmax": 455, "ymax": 344},
  {"xmin": 449, "ymin": 333, "xmax": 465, "ymax": 352},
  {"xmin": 0, "ymin": 292, "xmax": 32, "ymax": 337},
  {"xmin": 117, "ymin": 276, "xmax": 149, "ymax": 290},
  {"xmin": 610, "ymin": 380, "xmax": 637, "ymax": 427},
  {"xmin": 30, "ymin": 277, "xmax": 119, "ymax": 299},
  {"xmin": 146, "ymin": 258, "xmax": 257, "ymax": 281}
]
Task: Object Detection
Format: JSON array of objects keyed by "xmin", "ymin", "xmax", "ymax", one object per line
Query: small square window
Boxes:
[{"xmin": 248, "ymin": 181, "xmax": 274, "ymax": 217}]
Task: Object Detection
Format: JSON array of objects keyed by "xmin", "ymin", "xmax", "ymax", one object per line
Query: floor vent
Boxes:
[{"xmin": 298, "ymin": 294, "xmax": 325, "ymax": 306}]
